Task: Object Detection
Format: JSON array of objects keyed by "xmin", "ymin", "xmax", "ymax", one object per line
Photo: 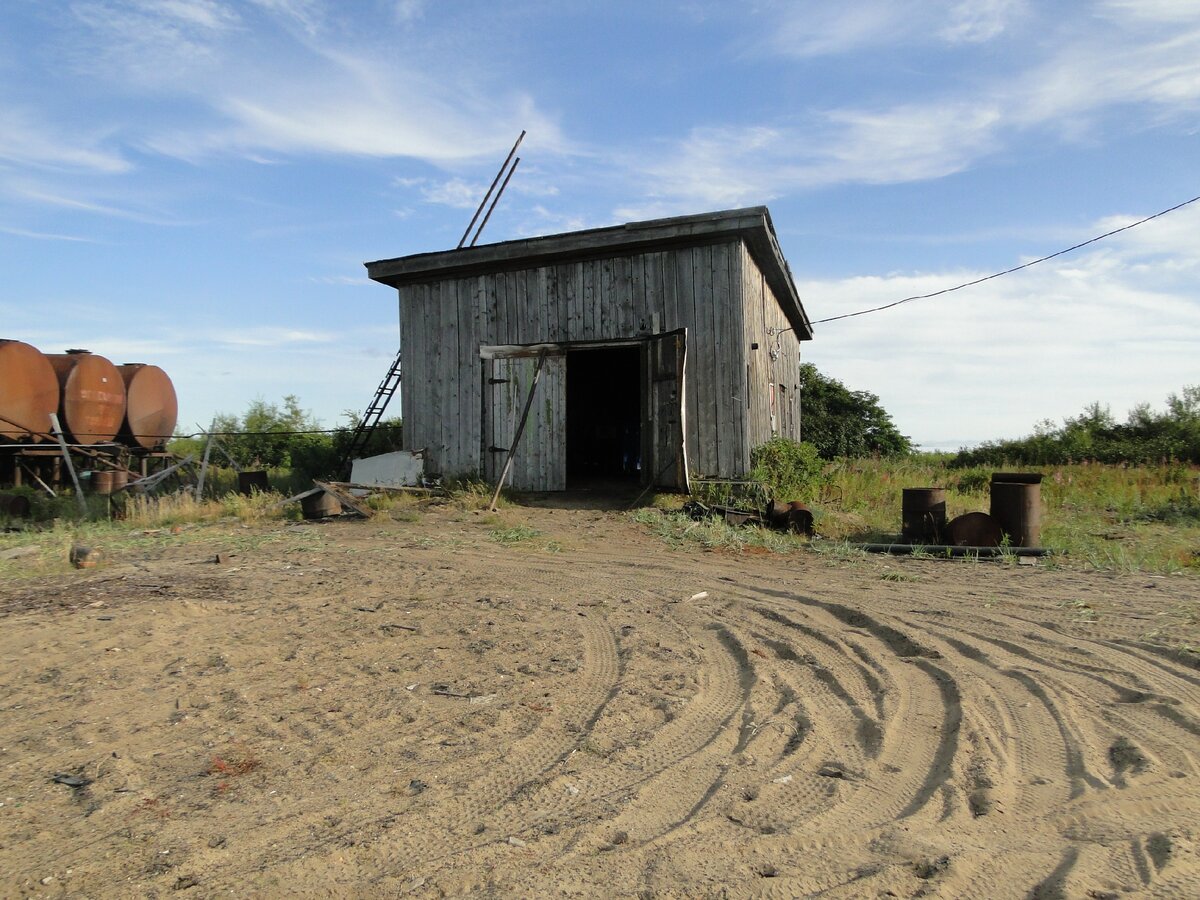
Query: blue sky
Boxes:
[{"xmin": 2, "ymin": 0, "xmax": 1198, "ymax": 450}]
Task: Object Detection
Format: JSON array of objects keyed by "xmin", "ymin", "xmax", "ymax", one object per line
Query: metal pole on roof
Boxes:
[
  {"xmin": 470, "ymin": 157, "xmax": 520, "ymax": 247},
  {"xmin": 457, "ymin": 130, "xmax": 526, "ymax": 249}
]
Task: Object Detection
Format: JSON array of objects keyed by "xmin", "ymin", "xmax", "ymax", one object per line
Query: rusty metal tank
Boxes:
[
  {"xmin": 990, "ymin": 475, "xmax": 1043, "ymax": 548},
  {"xmin": 0, "ymin": 339, "xmax": 60, "ymax": 442},
  {"xmin": 901, "ymin": 487, "xmax": 946, "ymax": 543},
  {"xmin": 117, "ymin": 363, "xmax": 178, "ymax": 449},
  {"xmin": 45, "ymin": 350, "xmax": 127, "ymax": 444}
]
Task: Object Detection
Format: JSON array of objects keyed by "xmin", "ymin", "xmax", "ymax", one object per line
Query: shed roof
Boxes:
[{"xmin": 365, "ymin": 206, "xmax": 812, "ymax": 340}]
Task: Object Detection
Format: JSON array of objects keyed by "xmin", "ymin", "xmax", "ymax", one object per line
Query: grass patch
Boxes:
[
  {"xmin": 489, "ymin": 524, "xmax": 543, "ymax": 544},
  {"xmin": 630, "ymin": 508, "xmax": 797, "ymax": 554}
]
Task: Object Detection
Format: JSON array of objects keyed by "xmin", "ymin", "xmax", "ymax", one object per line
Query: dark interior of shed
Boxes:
[{"xmin": 566, "ymin": 347, "xmax": 641, "ymax": 485}]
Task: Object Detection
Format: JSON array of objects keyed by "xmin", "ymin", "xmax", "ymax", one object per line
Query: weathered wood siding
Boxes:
[
  {"xmin": 398, "ymin": 238, "xmax": 793, "ymax": 480},
  {"xmin": 741, "ymin": 242, "xmax": 803, "ymax": 458}
]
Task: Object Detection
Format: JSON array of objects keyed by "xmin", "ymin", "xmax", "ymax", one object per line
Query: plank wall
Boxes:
[
  {"xmin": 740, "ymin": 242, "xmax": 804, "ymax": 462},
  {"xmin": 397, "ymin": 238, "xmax": 802, "ymax": 480}
]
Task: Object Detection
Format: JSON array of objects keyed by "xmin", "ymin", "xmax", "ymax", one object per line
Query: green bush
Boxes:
[{"xmin": 750, "ymin": 437, "xmax": 824, "ymax": 501}]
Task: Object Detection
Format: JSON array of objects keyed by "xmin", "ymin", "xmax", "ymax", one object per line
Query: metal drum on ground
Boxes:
[
  {"xmin": 990, "ymin": 477, "xmax": 1042, "ymax": 547},
  {"xmin": 301, "ymin": 491, "xmax": 341, "ymax": 519},
  {"xmin": 902, "ymin": 487, "xmax": 946, "ymax": 543}
]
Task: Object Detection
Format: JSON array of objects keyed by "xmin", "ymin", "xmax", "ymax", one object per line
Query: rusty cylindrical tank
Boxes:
[
  {"xmin": 45, "ymin": 351, "xmax": 127, "ymax": 444},
  {"xmin": 0, "ymin": 340, "xmax": 60, "ymax": 442},
  {"xmin": 301, "ymin": 491, "xmax": 342, "ymax": 519},
  {"xmin": 117, "ymin": 364, "xmax": 178, "ymax": 449},
  {"xmin": 238, "ymin": 471, "xmax": 271, "ymax": 495},
  {"xmin": 902, "ymin": 487, "xmax": 946, "ymax": 543},
  {"xmin": 943, "ymin": 512, "xmax": 1003, "ymax": 547},
  {"xmin": 990, "ymin": 476, "xmax": 1043, "ymax": 548}
]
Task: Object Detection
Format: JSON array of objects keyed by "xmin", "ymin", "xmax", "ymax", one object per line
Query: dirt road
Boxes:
[{"xmin": 1, "ymin": 503, "xmax": 1198, "ymax": 897}]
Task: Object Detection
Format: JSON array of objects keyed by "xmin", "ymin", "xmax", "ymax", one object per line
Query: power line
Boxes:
[{"xmin": 813, "ymin": 192, "xmax": 1200, "ymax": 326}]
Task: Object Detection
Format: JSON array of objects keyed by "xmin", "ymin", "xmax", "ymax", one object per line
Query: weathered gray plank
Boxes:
[
  {"xmin": 613, "ymin": 254, "xmax": 633, "ymax": 337},
  {"xmin": 672, "ymin": 248, "xmax": 701, "ymax": 475}
]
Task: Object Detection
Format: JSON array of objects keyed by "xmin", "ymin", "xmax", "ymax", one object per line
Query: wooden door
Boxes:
[
  {"xmin": 649, "ymin": 329, "xmax": 689, "ymax": 491},
  {"xmin": 484, "ymin": 353, "xmax": 566, "ymax": 491}
]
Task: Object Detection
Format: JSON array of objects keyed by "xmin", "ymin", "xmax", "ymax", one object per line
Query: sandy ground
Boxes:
[{"xmin": 1, "ymin": 501, "xmax": 1199, "ymax": 898}]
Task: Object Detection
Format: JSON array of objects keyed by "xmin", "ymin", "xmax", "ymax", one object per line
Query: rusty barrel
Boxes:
[
  {"xmin": 301, "ymin": 491, "xmax": 341, "ymax": 519},
  {"xmin": 45, "ymin": 350, "xmax": 126, "ymax": 444},
  {"xmin": 238, "ymin": 471, "xmax": 270, "ymax": 495},
  {"xmin": 0, "ymin": 339, "xmax": 60, "ymax": 442},
  {"xmin": 902, "ymin": 487, "xmax": 946, "ymax": 543},
  {"xmin": 0, "ymin": 493, "xmax": 32, "ymax": 518},
  {"xmin": 91, "ymin": 470, "xmax": 115, "ymax": 495},
  {"xmin": 117, "ymin": 364, "xmax": 178, "ymax": 449},
  {"xmin": 944, "ymin": 512, "xmax": 1003, "ymax": 547},
  {"xmin": 990, "ymin": 474, "xmax": 1042, "ymax": 547}
]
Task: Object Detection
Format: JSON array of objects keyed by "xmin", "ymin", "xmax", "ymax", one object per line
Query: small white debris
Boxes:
[
  {"xmin": 566, "ymin": 784, "xmax": 579, "ymax": 796},
  {"xmin": 507, "ymin": 836, "xmax": 526, "ymax": 847},
  {"xmin": 772, "ymin": 775, "xmax": 793, "ymax": 784},
  {"xmin": 689, "ymin": 592, "xmax": 709, "ymax": 602},
  {"xmin": 469, "ymin": 694, "xmax": 497, "ymax": 706},
  {"xmin": 406, "ymin": 684, "xmax": 418, "ymax": 691}
]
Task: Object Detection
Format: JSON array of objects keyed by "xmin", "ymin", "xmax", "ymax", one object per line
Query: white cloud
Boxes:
[
  {"xmin": 798, "ymin": 205, "xmax": 1200, "ymax": 447},
  {"xmin": 0, "ymin": 107, "xmax": 130, "ymax": 174},
  {"xmin": 624, "ymin": 4, "xmax": 1200, "ymax": 207},
  {"xmin": 939, "ymin": 0, "xmax": 1025, "ymax": 42},
  {"xmin": 57, "ymin": 0, "xmax": 565, "ymax": 167},
  {"xmin": 0, "ymin": 225, "xmax": 100, "ymax": 243},
  {"xmin": 754, "ymin": 0, "xmax": 1023, "ymax": 57}
]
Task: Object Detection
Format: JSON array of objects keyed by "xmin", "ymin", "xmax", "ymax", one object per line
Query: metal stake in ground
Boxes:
[
  {"xmin": 489, "ymin": 350, "xmax": 548, "ymax": 512},
  {"xmin": 195, "ymin": 418, "xmax": 217, "ymax": 500},
  {"xmin": 48, "ymin": 413, "xmax": 88, "ymax": 516}
]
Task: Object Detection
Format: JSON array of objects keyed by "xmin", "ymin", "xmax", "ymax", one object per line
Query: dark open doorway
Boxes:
[{"xmin": 566, "ymin": 346, "xmax": 642, "ymax": 486}]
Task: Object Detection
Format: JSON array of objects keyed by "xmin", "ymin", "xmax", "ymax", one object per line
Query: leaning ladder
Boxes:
[{"xmin": 343, "ymin": 348, "xmax": 402, "ymax": 470}]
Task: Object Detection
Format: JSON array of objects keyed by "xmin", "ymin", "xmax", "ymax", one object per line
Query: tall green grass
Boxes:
[
  {"xmin": 810, "ymin": 456, "xmax": 1198, "ymax": 572},
  {"xmin": 637, "ymin": 456, "xmax": 1199, "ymax": 573}
]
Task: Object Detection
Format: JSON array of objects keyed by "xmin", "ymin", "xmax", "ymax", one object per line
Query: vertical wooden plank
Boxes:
[
  {"xmin": 459, "ymin": 276, "xmax": 479, "ymax": 475},
  {"xmin": 398, "ymin": 286, "xmax": 420, "ymax": 453},
  {"xmin": 673, "ymin": 248, "xmax": 701, "ymax": 475},
  {"xmin": 440, "ymin": 279, "xmax": 460, "ymax": 473},
  {"xmin": 541, "ymin": 265, "xmax": 557, "ymax": 342},
  {"xmin": 709, "ymin": 242, "xmax": 731, "ymax": 476},
  {"xmin": 505, "ymin": 270, "xmax": 517, "ymax": 346},
  {"xmin": 725, "ymin": 241, "xmax": 746, "ymax": 474},
  {"xmin": 614, "ymin": 254, "xmax": 633, "ymax": 338},
  {"xmin": 581, "ymin": 259, "xmax": 597, "ymax": 341},
  {"xmin": 598, "ymin": 257, "xmax": 613, "ymax": 339},
  {"xmin": 473, "ymin": 276, "xmax": 489, "ymax": 474},
  {"xmin": 662, "ymin": 250, "xmax": 681, "ymax": 331},
  {"xmin": 642, "ymin": 252, "xmax": 661, "ymax": 334},
  {"xmin": 742, "ymin": 243, "xmax": 763, "ymax": 453},
  {"xmin": 553, "ymin": 263, "xmax": 571, "ymax": 341},
  {"xmin": 630, "ymin": 253, "xmax": 646, "ymax": 334},
  {"xmin": 423, "ymin": 282, "xmax": 442, "ymax": 473},
  {"xmin": 564, "ymin": 261, "xmax": 581, "ymax": 342}
]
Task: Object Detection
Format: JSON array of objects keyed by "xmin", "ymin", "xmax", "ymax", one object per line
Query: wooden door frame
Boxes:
[{"xmin": 479, "ymin": 334, "xmax": 687, "ymax": 490}]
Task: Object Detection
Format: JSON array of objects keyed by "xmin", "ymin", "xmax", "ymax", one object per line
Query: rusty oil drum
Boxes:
[
  {"xmin": 990, "ymin": 475, "xmax": 1042, "ymax": 547},
  {"xmin": 91, "ymin": 470, "xmax": 115, "ymax": 495},
  {"xmin": 301, "ymin": 491, "xmax": 342, "ymax": 519},
  {"xmin": 0, "ymin": 339, "xmax": 60, "ymax": 442},
  {"xmin": 45, "ymin": 351, "xmax": 127, "ymax": 444},
  {"xmin": 902, "ymin": 487, "xmax": 946, "ymax": 543},
  {"xmin": 117, "ymin": 364, "xmax": 178, "ymax": 449},
  {"xmin": 238, "ymin": 471, "xmax": 271, "ymax": 495}
]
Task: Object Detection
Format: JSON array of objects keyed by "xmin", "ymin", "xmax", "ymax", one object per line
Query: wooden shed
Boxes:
[{"xmin": 365, "ymin": 206, "xmax": 813, "ymax": 491}]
